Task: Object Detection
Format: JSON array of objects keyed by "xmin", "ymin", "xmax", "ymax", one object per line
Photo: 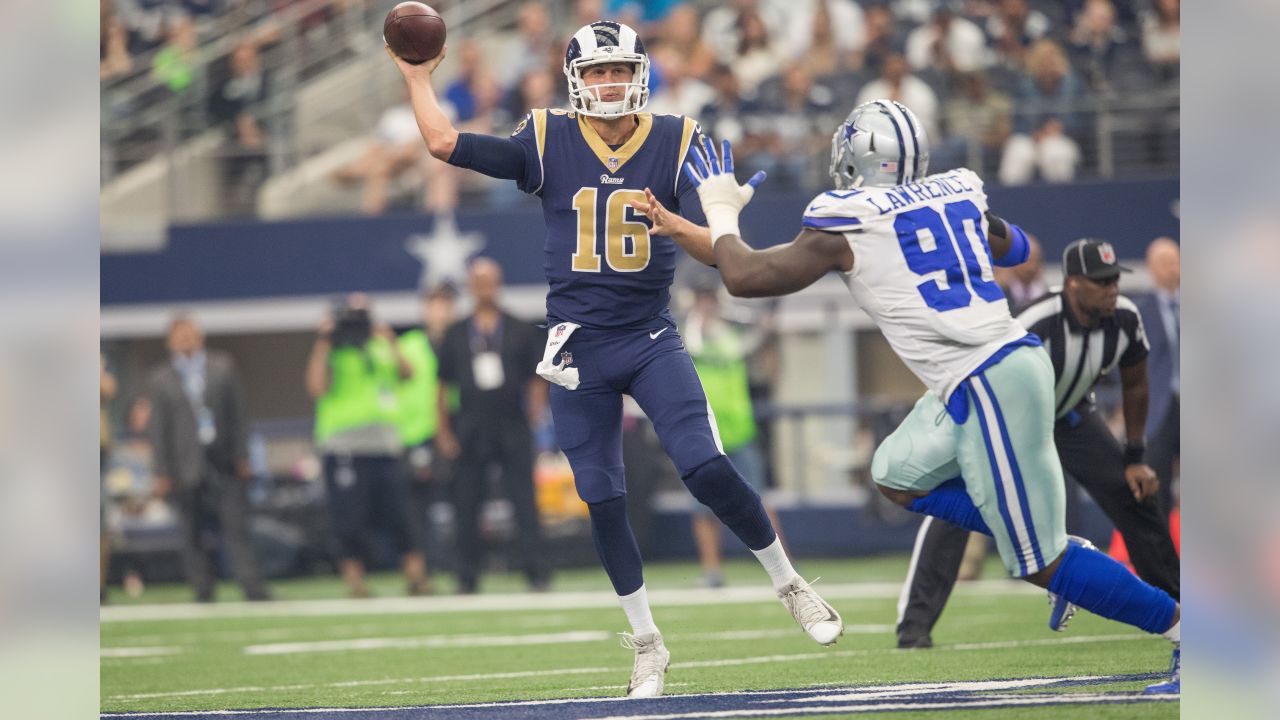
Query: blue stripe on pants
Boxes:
[
  {"xmin": 978, "ymin": 374, "xmax": 1045, "ymax": 572},
  {"xmin": 969, "ymin": 379, "xmax": 1029, "ymax": 576}
]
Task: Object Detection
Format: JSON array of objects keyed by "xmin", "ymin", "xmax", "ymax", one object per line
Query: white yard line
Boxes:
[
  {"xmin": 100, "ymin": 646, "xmax": 184, "ymax": 659},
  {"xmin": 238, "ymin": 627, "xmax": 897, "ymax": 657},
  {"xmin": 103, "ymin": 633, "xmax": 1151, "ymax": 703},
  {"xmin": 100, "ymin": 581, "xmax": 1037, "ymax": 623}
]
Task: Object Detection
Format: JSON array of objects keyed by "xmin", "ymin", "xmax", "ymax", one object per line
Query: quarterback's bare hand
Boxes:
[
  {"xmin": 386, "ymin": 43, "xmax": 447, "ymax": 79},
  {"xmin": 630, "ymin": 188, "xmax": 686, "ymax": 237},
  {"xmin": 1124, "ymin": 463, "xmax": 1159, "ymax": 502}
]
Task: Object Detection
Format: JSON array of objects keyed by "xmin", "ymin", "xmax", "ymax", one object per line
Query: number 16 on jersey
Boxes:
[{"xmin": 571, "ymin": 187, "xmax": 652, "ymax": 273}]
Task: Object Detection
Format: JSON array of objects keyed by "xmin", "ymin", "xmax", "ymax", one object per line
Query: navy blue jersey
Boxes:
[{"xmin": 507, "ymin": 110, "xmax": 706, "ymax": 329}]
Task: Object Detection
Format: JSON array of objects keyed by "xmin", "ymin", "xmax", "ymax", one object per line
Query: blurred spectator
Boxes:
[
  {"xmin": 498, "ymin": 2, "xmax": 558, "ymax": 88},
  {"xmin": 116, "ymin": 0, "xmax": 173, "ymax": 55},
  {"xmin": 1067, "ymin": 0, "xmax": 1139, "ymax": 93},
  {"xmin": 703, "ymin": 0, "xmax": 785, "ymax": 67},
  {"xmin": 607, "ymin": 0, "xmax": 682, "ymax": 28},
  {"xmin": 306, "ymin": 294, "xmax": 430, "ymax": 598},
  {"xmin": 906, "ymin": 5, "xmax": 990, "ymax": 74},
  {"xmin": 728, "ymin": 7, "xmax": 788, "ymax": 96},
  {"xmin": 647, "ymin": 47, "xmax": 715, "ymax": 119},
  {"xmin": 859, "ymin": 3, "xmax": 908, "ymax": 73},
  {"xmin": 684, "ymin": 284, "xmax": 784, "ymax": 588},
  {"xmin": 756, "ymin": 64, "xmax": 834, "ymax": 187},
  {"xmin": 101, "ymin": 0, "xmax": 133, "ymax": 80},
  {"xmin": 151, "ymin": 13, "xmax": 198, "ymax": 95},
  {"xmin": 992, "ymin": 232, "xmax": 1045, "ymax": 312},
  {"xmin": 436, "ymin": 259, "xmax": 550, "ymax": 594},
  {"xmin": 985, "ymin": 0, "xmax": 1053, "ymax": 69},
  {"xmin": 443, "ymin": 40, "xmax": 490, "ymax": 124},
  {"xmin": 1135, "ymin": 237, "xmax": 1180, "ymax": 516},
  {"xmin": 998, "ymin": 39, "xmax": 1083, "ymax": 185},
  {"xmin": 147, "ymin": 315, "xmax": 270, "ymax": 602},
  {"xmin": 855, "ymin": 52, "xmax": 940, "ymax": 140},
  {"xmin": 1140, "ymin": 0, "xmax": 1180, "ymax": 80},
  {"xmin": 395, "ymin": 286, "xmax": 459, "ymax": 579},
  {"xmin": 944, "ymin": 71, "xmax": 1013, "ymax": 172},
  {"xmin": 696, "ymin": 64, "xmax": 776, "ymax": 181},
  {"xmin": 795, "ymin": 0, "xmax": 842, "ymax": 78},
  {"xmin": 331, "ymin": 98, "xmax": 435, "ymax": 215},
  {"xmin": 508, "ymin": 67, "xmax": 559, "ymax": 119},
  {"xmin": 571, "ymin": 0, "xmax": 605, "ymax": 33},
  {"xmin": 769, "ymin": 0, "xmax": 866, "ymax": 69},
  {"xmin": 658, "ymin": 4, "xmax": 715, "ymax": 79},
  {"xmin": 101, "ymin": 355, "xmax": 118, "ymax": 604},
  {"xmin": 209, "ymin": 40, "xmax": 270, "ymax": 216},
  {"xmin": 890, "ymin": 0, "xmax": 936, "ymax": 25}
]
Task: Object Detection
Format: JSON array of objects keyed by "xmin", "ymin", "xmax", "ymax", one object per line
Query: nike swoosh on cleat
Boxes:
[{"xmin": 649, "ymin": 328, "xmax": 669, "ymax": 339}]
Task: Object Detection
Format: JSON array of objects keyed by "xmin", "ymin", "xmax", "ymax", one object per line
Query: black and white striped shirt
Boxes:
[{"xmin": 1017, "ymin": 293, "xmax": 1149, "ymax": 419}]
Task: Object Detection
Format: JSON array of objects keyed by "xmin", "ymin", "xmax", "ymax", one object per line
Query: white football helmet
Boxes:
[
  {"xmin": 830, "ymin": 99, "xmax": 930, "ymax": 189},
  {"xmin": 564, "ymin": 21, "xmax": 650, "ymax": 118}
]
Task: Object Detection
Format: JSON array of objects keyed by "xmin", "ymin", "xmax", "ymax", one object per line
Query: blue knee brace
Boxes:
[
  {"xmin": 1048, "ymin": 542, "xmax": 1177, "ymax": 634},
  {"xmin": 683, "ymin": 455, "xmax": 775, "ymax": 551},
  {"xmin": 586, "ymin": 496, "xmax": 644, "ymax": 596},
  {"xmin": 906, "ymin": 477, "xmax": 993, "ymax": 537}
]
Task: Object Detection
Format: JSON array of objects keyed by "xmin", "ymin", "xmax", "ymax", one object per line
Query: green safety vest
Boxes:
[
  {"xmin": 394, "ymin": 329, "xmax": 439, "ymax": 447},
  {"xmin": 690, "ymin": 327, "xmax": 757, "ymax": 453},
  {"xmin": 313, "ymin": 337, "xmax": 401, "ymax": 444}
]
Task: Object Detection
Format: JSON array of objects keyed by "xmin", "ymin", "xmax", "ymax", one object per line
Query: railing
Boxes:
[{"xmin": 101, "ymin": 0, "xmax": 538, "ymax": 185}]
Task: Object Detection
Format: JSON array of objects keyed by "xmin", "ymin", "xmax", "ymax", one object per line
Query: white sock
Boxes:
[
  {"xmin": 1162, "ymin": 619, "xmax": 1180, "ymax": 644},
  {"xmin": 619, "ymin": 585, "xmax": 660, "ymax": 636},
  {"xmin": 751, "ymin": 537, "xmax": 800, "ymax": 591}
]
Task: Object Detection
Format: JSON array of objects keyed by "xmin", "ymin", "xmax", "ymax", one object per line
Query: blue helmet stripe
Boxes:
[
  {"xmin": 877, "ymin": 101, "xmax": 906, "ymax": 185},
  {"xmin": 893, "ymin": 101, "xmax": 921, "ymax": 182}
]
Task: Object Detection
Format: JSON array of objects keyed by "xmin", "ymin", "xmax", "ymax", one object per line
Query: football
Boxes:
[{"xmin": 383, "ymin": 2, "xmax": 446, "ymax": 65}]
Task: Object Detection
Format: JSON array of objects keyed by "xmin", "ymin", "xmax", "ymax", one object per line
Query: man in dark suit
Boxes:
[
  {"xmin": 148, "ymin": 315, "xmax": 269, "ymax": 602},
  {"xmin": 436, "ymin": 258, "xmax": 550, "ymax": 594},
  {"xmin": 1135, "ymin": 237, "xmax": 1180, "ymax": 516}
]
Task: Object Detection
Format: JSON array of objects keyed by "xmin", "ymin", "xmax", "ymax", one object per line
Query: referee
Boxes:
[{"xmin": 896, "ymin": 239, "xmax": 1181, "ymax": 648}]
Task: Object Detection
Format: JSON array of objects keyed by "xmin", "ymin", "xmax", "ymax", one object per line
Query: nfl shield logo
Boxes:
[
  {"xmin": 560, "ymin": 351, "xmax": 573, "ymax": 366},
  {"xmin": 607, "ymin": 157, "xmax": 620, "ymax": 172},
  {"xmin": 1099, "ymin": 242, "xmax": 1116, "ymax": 264},
  {"xmin": 555, "ymin": 325, "xmax": 566, "ymax": 338}
]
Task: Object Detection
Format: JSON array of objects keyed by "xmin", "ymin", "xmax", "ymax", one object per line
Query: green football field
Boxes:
[{"xmin": 100, "ymin": 555, "xmax": 1178, "ymax": 718}]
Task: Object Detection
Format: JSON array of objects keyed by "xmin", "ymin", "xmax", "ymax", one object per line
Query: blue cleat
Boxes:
[
  {"xmin": 1048, "ymin": 535, "xmax": 1098, "ymax": 631},
  {"xmin": 1143, "ymin": 644, "xmax": 1180, "ymax": 694}
]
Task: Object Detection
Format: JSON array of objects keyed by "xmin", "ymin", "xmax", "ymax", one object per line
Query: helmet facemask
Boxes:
[{"xmin": 566, "ymin": 57, "xmax": 650, "ymax": 117}]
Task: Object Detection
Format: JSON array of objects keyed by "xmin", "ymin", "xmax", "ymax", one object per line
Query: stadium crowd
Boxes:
[{"xmin": 101, "ymin": 0, "xmax": 1180, "ymax": 218}]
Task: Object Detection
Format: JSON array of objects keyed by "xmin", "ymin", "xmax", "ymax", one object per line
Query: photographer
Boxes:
[{"xmin": 306, "ymin": 293, "xmax": 430, "ymax": 597}]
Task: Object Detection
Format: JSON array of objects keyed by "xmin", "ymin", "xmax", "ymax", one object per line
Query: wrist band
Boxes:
[{"xmin": 1124, "ymin": 443, "xmax": 1146, "ymax": 466}]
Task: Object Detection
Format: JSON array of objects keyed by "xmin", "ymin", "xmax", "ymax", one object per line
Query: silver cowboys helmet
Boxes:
[
  {"xmin": 829, "ymin": 99, "xmax": 930, "ymax": 189},
  {"xmin": 564, "ymin": 20, "xmax": 650, "ymax": 118}
]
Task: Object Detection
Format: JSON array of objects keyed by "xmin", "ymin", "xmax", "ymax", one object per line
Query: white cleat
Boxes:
[
  {"xmin": 778, "ymin": 577, "xmax": 844, "ymax": 646},
  {"xmin": 620, "ymin": 631, "xmax": 669, "ymax": 698}
]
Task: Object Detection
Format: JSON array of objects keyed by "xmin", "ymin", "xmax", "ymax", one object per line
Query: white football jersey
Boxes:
[{"xmin": 802, "ymin": 168, "xmax": 1029, "ymax": 400}]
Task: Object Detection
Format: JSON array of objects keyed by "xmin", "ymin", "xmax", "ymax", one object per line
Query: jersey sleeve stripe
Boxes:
[
  {"xmin": 802, "ymin": 215, "xmax": 862, "ymax": 229},
  {"xmin": 676, "ymin": 117, "xmax": 697, "ymax": 195},
  {"xmin": 532, "ymin": 109, "xmax": 547, "ymax": 195}
]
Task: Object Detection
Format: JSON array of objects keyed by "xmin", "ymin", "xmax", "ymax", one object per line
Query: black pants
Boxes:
[
  {"xmin": 1148, "ymin": 395, "xmax": 1180, "ymax": 516},
  {"xmin": 174, "ymin": 477, "xmax": 269, "ymax": 602},
  {"xmin": 323, "ymin": 454, "xmax": 417, "ymax": 562},
  {"xmin": 406, "ymin": 441, "xmax": 452, "ymax": 569},
  {"xmin": 896, "ymin": 409, "xmax": 1180, "ymax": 645},
  {"xmin": 452, "ymin": 427, "xmax": 548, "ymax": 592}
]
